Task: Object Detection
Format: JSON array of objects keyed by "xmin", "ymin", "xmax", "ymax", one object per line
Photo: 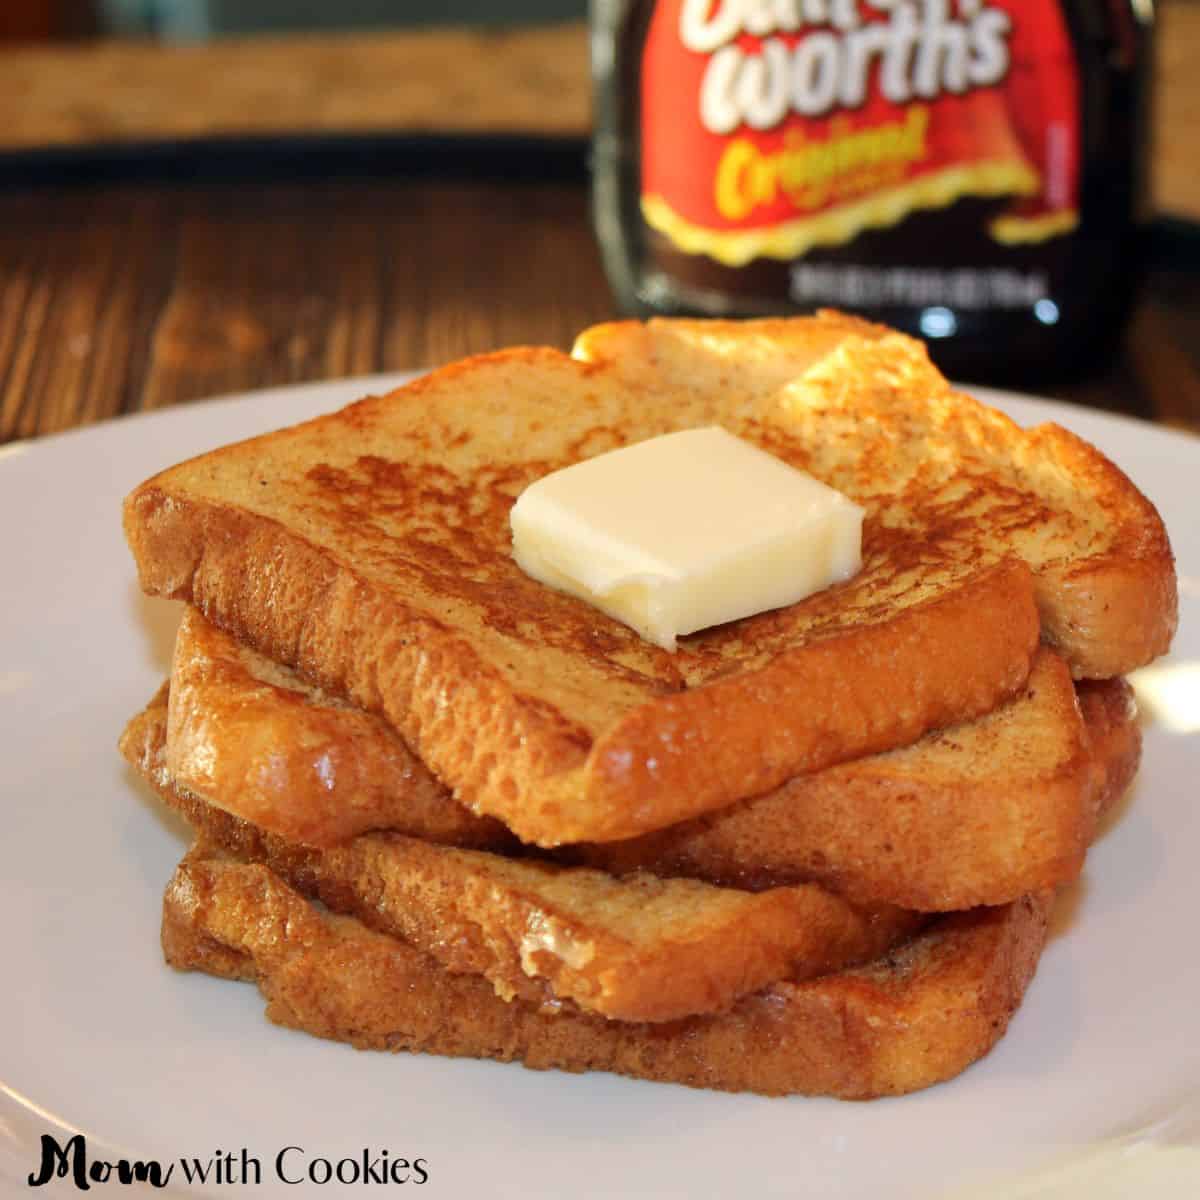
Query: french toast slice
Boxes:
[
  {"xmin": 153, "ymin": 610, "xmax": 1098, "ymax": 909},
  {"xmin": 124, "ymin": 316, "xmax": 1173, "ymax": 846},
  {"xmin": 573, "ymin": 317, "xmax": 1178, "ymax": 681},
  {"xmin": 162, "ymin": 849, "xmax": 1053, "ymax": 1100},
  {"xmin": 125, "ymin": 714, "xmax": 918, "ymax": 1022},
  {"xmin": 123, "ymin": 320, "xmax": 1048, "ymax": 847}
]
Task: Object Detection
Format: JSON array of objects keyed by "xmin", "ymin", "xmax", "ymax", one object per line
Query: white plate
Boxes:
[{"xmin": 1, "ymin": 375, "xmax": 1197, "ymax": 1200}]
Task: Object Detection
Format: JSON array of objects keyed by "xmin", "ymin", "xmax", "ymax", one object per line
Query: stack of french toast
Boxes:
[{"xmin": 118, "ymin": 313, "xmax": 1176, "ymax": 1099}]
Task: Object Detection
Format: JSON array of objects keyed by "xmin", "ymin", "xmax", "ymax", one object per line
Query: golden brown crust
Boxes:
[
  {"xmin": 132, "ymin": 755, "xmax": 921, "ymax": 1023},
  {"xmin": 167, "ymin": 607, "xmax": 513, "ymax": 850},
  {"xmin": 163, "ymin": 852, "xmax": 1053, "ymax": 1099},
  {"xmin": 581, "ymin": 561, "xmax": 1039, "ymax": 845},
  {"xmin": 575, "ymin": 649, "xmax": 1098, "ymax": 909},
  {"xmin": 570, "ymin": 311, "xmax": 893, "ymax": 394},
  {"xmin": 1076, "ymin": 676, "xmax": 1142, "ymax": 831},
  {"xmin": 1024, "ymin": 428, "xmax": 1178, "ymax": 679},
  {"xmin": 160, "ymin": 843, "xmax": 258, "ymax": 984},
  {"xmin": 118, "ymin": 681, "xmax": 174, "ymax": 795}
]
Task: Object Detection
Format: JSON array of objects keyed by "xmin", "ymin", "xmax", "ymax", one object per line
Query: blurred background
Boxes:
[
  {"xmin": 4, "ymin": 0, "xmax": 588, "ymax": 38},
  {"xmin": 0, "ymin": 0, "xmax": 1195, "ymax": 443}
]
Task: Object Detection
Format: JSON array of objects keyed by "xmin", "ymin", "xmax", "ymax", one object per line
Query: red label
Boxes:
[{"xmin": 640, "ymin": 0, "xmax": 1080, "ymax": 265}]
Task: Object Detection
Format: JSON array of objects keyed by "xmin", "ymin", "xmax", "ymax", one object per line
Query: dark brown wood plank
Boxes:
[
  {"xmin": 0, "ymin": 188, "xmax": 179, "ymax": 439},
  {"xmin": 139, "ymin": 181, "xmax": 615, "ymax": 411}
]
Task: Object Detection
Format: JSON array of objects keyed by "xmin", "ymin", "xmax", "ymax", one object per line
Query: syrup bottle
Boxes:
[{"xmin": 590, "ymin": 0, "xmax": 1153, "ymax": 384}]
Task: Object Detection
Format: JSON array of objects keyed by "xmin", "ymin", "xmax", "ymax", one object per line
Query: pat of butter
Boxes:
[{"xmin": 510, "ymin": 426, "xmax": 864, "ymax": 651}]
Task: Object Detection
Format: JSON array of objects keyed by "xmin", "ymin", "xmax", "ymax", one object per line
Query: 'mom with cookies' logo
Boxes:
[{"xmin": 27, "ymin": 1133, "xmax": 430, "ymax": 1190}]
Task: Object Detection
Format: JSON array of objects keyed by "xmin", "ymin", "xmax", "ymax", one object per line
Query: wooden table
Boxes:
[{"xmin": 1, "ymin": 15, "xmax": 1198, "ymax": 444}]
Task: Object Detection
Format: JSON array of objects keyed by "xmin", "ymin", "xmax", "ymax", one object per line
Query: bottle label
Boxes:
[{"xmin": 640, "ymin": 0, "xmax": 1080, "ymax": 268}]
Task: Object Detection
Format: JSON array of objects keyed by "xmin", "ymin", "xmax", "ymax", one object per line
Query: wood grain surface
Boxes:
[
  {"xmin": 0, "ymin": 177, "xmax": 1195, "ymax": 445},
  {"xmin": 0, "ymin": 182, "xmax": 616, "ymax": 441}
]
